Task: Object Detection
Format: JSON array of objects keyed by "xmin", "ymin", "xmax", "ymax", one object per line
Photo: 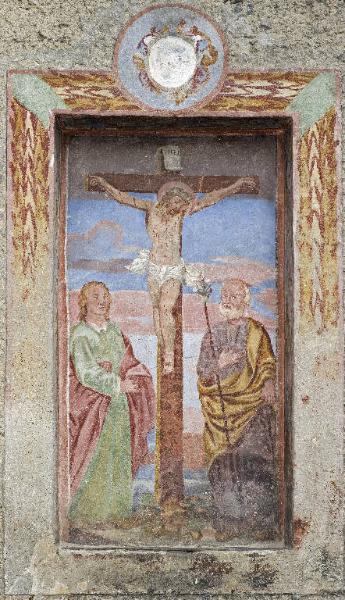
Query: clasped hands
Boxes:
[{"xmin": 98, "ymin": 361, "xmax": 138, "ymax": 393}]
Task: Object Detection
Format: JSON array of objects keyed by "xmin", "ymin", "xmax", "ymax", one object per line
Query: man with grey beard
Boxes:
[{"xmin": 197, "ymin": 278, "xmax": 278, "ymax": 540}]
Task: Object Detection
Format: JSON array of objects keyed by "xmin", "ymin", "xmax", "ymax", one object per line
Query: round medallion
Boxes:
[
  {"xmin": 148, "ymin": 36, "xmax": 197, "ymax": 89},
  {"xmin": 114, "ymin": 4, "xmax": 227, "ymax": 112}
]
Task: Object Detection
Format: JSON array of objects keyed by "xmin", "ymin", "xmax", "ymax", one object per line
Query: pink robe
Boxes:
[{"xmin": 69, "ymin": 334, "xmax": 155, "ymax": 499}]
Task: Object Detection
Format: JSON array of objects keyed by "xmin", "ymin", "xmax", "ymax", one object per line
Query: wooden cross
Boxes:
[
  {"xmin": 87, "ymin": 171, "xmax": 259, "ymax": 507},
  {"xmin": 87, "ymin": 173, "xmax": 259, "ymax": 195}
]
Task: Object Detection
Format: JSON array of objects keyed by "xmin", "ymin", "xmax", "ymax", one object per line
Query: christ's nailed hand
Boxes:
[
  {"xmin": 235, "ymin": 176, "xmax": 257, "ymax": 194},
  {"xmin": 98, "ymin": 361, "xmax": 113, "ymax": 373},
  {"xmin": 88, "ymin": 175, "xmax": 107, "ymax": 190}
]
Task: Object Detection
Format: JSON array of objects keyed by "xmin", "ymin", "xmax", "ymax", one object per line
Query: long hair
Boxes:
[{"xmin": 78, "ymin": 281, "xmax": 111, "ymax": 322}]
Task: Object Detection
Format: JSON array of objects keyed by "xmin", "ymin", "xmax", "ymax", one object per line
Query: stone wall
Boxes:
[{"xmin": 1, "ymin": 0, "xmax": 344, "ymax": 598}]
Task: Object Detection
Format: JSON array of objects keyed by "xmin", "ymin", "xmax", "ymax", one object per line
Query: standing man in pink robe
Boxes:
[{"xmin": 68, "ymin": 281, "xmax": 155, "ymax": 527}]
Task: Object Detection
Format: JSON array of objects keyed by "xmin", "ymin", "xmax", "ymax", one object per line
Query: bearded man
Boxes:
[{"xmin": 197, "ymin": 278, "xmax": 278, "ymax": 538}]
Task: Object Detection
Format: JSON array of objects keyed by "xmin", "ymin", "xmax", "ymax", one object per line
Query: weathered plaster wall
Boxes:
[{"xmin": 1, "ymin": 0, "xmax": 344, "ymax": 598}]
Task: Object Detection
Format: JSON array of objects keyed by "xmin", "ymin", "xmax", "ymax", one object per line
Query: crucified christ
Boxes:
[{"xmin": 89, "ymin": 175, "xmax": 257, "ymax": 374}]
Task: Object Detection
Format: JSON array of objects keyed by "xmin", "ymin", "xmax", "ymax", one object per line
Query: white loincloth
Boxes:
[{"xmin": 127, "ymin": 249, "xmax": 205, "ymax": 289}]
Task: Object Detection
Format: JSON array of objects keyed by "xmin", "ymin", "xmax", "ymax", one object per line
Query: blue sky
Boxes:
[{"xmin": 67, "ymin": 193, "xmax": 276, "ymax": 301}]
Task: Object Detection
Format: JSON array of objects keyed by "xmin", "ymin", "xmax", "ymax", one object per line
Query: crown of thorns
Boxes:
[{"xmin": 159, "ymin": 187, "xmax": 193, "ymax": 202}]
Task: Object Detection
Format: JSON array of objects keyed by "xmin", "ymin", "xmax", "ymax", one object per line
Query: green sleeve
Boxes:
[{"xmin": 71, "ymin": 335, "xmax": 120, "ymax": 397}]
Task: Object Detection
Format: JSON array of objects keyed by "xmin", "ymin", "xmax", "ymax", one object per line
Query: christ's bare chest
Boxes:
[{"xmin": 147, "ymin": 211, "xmax": 183, "ymax": 242}]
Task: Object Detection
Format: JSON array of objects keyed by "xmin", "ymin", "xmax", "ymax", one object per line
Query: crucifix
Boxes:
[{"xmin": 87, "ymin": 146, "xmax": 259, "ymax": 508}]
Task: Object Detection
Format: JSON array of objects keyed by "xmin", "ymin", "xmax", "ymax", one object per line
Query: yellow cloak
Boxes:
[{"xmin": 198, "ymin": 318, "xmax": 276, "ymax": 468}]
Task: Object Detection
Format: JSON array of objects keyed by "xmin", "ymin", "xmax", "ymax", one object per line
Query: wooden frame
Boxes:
[
  {"xmin": 56, "ymin": 114, "xmax": 291, "ymax": 547},
  {"xmin": 5, "ymin": 68, "xmax": 343, "ymax": 595}
]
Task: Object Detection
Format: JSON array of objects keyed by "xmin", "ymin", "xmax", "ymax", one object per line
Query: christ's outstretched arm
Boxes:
[
  {"xmin": 189, "ymin": 176, "xmax": 258, "ymax": 214},
  {"xmin": 88, "ymin": 176, "xmax": 151, "ymax": 212}
]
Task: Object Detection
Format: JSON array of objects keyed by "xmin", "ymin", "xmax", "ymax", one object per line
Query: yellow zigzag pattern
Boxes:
[
  {"xmin": 10, "ymin": 99, "xmax": 49, "ymax": 282},
  {"xmin": 41, "ymin": 71, "xmax": 140, "ymax": 111},
  {"xmin": 298, "ymin": 107, "xmax": 339, "ymax": 332},
  {"xmin": 41, "ymin": 71, "xmax": 318, "ymax": 112}
]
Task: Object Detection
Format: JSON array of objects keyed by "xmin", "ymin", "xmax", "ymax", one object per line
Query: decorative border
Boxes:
[
  {"xmin": 8, "ymin": 99, "xmax": 49, "ymax": 285},
  {"xmin": 5, "ymin": 66, "xmax": 343, "ymax": 596},
  {"xmin": 297, "ymin": 107, "xmax": 339, "ymax": 332}
]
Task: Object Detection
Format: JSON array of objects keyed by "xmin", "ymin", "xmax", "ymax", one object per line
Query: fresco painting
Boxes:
[
  {"xmin": 65, "ymin": 133, "xmax": 281, "ymax": 546},
  {"xmin": 5, "ymin": 0, "xmax": 342, "ymax": 582}
]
